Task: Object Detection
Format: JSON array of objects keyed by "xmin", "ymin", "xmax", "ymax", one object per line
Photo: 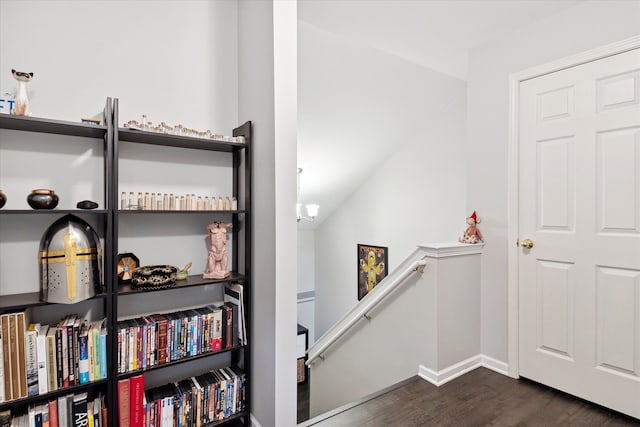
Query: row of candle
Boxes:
[
  {"xmin": 120, "ymin": 192, "xmax": 238, "ymax": 211},
  {"xmin": 123, "ymin": 116, "xmax": 245, "ymax": 143}
]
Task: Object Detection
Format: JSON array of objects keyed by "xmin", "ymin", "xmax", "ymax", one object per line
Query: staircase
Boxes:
[{"xmin": 307, "ymin": 242, "xmax": 485, "ymax": 418}]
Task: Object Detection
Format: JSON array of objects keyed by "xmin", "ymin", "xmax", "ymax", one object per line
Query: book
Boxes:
[
  {"xmin": 46, "ymin": 328, "xmax": 58, "ymax": 392},
  {"xmin": 55, "ymin": 327, "xmax": 63, "ymax": 389},
  {"xmin": 130, "ymin": 374, "xmax": 144, "ymax": 427},
  {"xmin": 150, "ymin": 314, "xmax": 168, "ymax": 365},
  {"xmin": 8, "ymin": 313, "xmax": 20, "ymax": 399},
  {"xmin": 0, "ymin": 410, "xmax": 11, "ymax": 427},
  {"xmin": 92, "ymin": 397, "xmax": 102, "ymax": 427},
  {"xmin": 72, "ymin": 317, "xmax": 82, "ymax": 387},
  {"xmin": 211, "ymin": 308, "xmax": 223, "ymax": 351},
  {"xmin": 57, "ymin": 317, "xmax": 69, "ymax": 388},
  {"xmin": 118, "ymin": 377, "xmax": 131, "ymax": 427},
  {"xmin": 16, "ymin": 311, "xmax": 28, "ymax": 398},
  {"xmin": 25, "ymin": 323, "xmax": 39, "ymax": 397},
  {"xmin": 72, "ymin": 392, "xmax": 88, "ymax": 427},
  {"xmin": 48, "ymin": 398, "xmax": 59, "ymax": 427},
  {"xmin": 57, "ymin": 395, "xmax": 69, "ymax": 427},
  {"xmin": 35, "ymin": 324, "xmax": 49, "ymax": 395},
  {"xmin": 0, "ymin": 323, "xmax": 4, "ymax": 403},
  {"xmin": 221, "ymin": 304, "xmax": 233, "ymax": 349},
  {"xmin": 42, "ymin": 402, "xmax": 50, "ymax": 427},
  {"xmin": 99, "ymin": 322, "xmax": 107, "ymax": 380},
  {"xmin": 78, "ymin": 324, "xmax": 89, "ymax": 384},
  {"xmin": 0, "ymin": 315, "xmax": 10, "ymax": 401},
  {"xmin": 87, "ymin": 400, "xmax": 94, "ymax": 427},
  {"xmin": 224, "ymin": 284, "xmax": 247, "ymax": 345}
]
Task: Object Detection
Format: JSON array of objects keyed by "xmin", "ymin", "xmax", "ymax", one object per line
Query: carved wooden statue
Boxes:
[{"xmin": 203, "ymin": 221, "xmax": 232, "ymax": 279}]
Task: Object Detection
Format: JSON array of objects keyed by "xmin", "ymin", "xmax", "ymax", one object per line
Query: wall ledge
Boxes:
[{"xmin": 418, "ymin": 242, "xmax": 484, "ymax": 258}]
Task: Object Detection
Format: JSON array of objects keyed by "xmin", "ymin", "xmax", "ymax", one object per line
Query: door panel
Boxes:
[{"xmin": 519, "ymin": 48, "xmax": 640, "ymax": 419}]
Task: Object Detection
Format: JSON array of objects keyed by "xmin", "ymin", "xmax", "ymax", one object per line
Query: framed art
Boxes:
[{"xmin": 357, "ymin": 244, "xmax": 388, "ymax": 300}]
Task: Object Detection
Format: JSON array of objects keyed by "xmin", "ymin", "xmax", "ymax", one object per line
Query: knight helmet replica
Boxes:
[{"xmin": 39, "ymin": 214, "xmax": 103, "ymax": 304}]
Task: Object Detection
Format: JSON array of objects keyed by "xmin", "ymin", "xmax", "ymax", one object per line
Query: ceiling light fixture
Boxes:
[{"xmin": 297, "ymin": 168, "xmax": 319, "ymax": 222}]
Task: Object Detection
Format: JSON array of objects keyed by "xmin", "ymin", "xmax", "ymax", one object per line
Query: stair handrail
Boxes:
[{"xmin": 306, "ymin": 256, "xmax": 426, "ymax": 365}]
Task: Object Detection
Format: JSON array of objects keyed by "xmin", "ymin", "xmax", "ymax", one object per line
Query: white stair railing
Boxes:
[{"xmin": 306, "ymin": 256, "xmax": 426, "ymax": 365}]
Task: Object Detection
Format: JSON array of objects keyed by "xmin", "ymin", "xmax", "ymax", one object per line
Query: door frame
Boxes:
[{"xmin": 507, "ymin": 35, "xmax": 640, "ymax": 378}]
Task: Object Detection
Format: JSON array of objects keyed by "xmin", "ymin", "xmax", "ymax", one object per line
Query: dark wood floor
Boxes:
[{"xmin": 301, "ymin": 367, "xmax": 640, "ymax": 426}]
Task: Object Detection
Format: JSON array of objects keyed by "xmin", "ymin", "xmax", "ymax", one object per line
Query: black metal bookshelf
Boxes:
[
  {"xmin": 0, "ymin": 98, "xmax": 113, "ymax": 417},
  {"xmin": 112, "ymin": 98, "xmax": 251, "ymax": 427},
  {"xmin": 0, "ymin": 99, "xmax": 251, "ymax": 427}
]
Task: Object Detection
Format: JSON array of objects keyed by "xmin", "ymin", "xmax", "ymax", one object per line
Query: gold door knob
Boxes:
[{"xmin": 521, "ymin": 238, "xmax": 534, "ymax": 249}]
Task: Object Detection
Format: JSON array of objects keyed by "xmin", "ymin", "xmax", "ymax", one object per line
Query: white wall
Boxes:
[
  {"xmin": 0, "ymin": 0, "xmax": 239, "ymax": 292},
  {"xmin": 467, "ymin": 0, "xmax": 640, "ymax": 363},
  {"xmin": 306, "ymin": 35, "xmax": 468, "ymax": 336},
  {"xmin": 297, "ymin": 230, "xmax": 315, "ymax": 343},
  {"xmin": 310, "ymin": 244, "xmax": 482, "ymax": 417},
  {"xmin": 2, "ymin": 1, "xmax": 298, "ymax": 426},
  {"xmin": 238, "ymin": 1, "xmax": 298, "ymax": 426},
  {"xmin": 0, "ymin": 0, "xmax": 238, "ymax": 132}
]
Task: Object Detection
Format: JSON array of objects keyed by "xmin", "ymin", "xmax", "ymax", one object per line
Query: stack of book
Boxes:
[
  {"xmin": 117, "ymin": 284, "xmax": 246, "ymax": 375},
  {"xmin": 118, "ymin": 367, "xmax": 245, "ymax": 427},
  {"xmin": 0, "ymin": 391, "xmax": 106, "ymax": 427},
  {"xmin": 0, "ymin": 311, "xmax": 108, "ymax": 403}
]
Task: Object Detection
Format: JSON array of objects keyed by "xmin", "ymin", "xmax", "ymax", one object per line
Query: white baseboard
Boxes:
[
  {"xmin": 480, "ymin": 354, "xmax": 509, "ymax": 376},
  {"xmin": 251, "ymin": 414, "xmax": 263, "ymax": 427},
  {"xmin": 418, "ymin": 354, "xmax": 508, "ymax": 387}
]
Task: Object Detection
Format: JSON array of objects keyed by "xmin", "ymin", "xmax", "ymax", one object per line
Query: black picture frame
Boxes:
[{"xmin": 357, "ymin": 244, "xmax": 388, "ymax": 300}]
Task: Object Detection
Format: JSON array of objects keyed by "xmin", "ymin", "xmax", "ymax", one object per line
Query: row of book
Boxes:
[
  {"xmin": 117, "ymin": 284, "xmax": 246, "ymax": 375},
  {"xmin": 0, "ymin": 311, "xmax": 108, "ymax": 403},
  {"xmin": 117, "ymin": 367, "xmax": 245, "ymax": 427},
  {"xmin": 0, "ymin": 391, "xmax": 106, "ymax": 427}
]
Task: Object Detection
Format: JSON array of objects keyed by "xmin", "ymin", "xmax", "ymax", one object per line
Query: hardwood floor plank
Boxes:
[{"xmin": 305, "ymin": 368, "xmax": 640, "ymax": 426}]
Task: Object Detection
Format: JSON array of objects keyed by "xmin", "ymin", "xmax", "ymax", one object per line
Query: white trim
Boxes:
[
  {"xmin": 418, "ymin": 354, "xmax": 509, "ymax": 387},
  {"xmin": 481, "ymin": 354, "xmax": 510, "ymax": 376},
  {"xmin": 418, "ymin": 242, "xmax": 484, "ymax": 258},
  {"xmin": 507, "ymin": 35, "xmax": 640, "ymax": 380},
  {"xmin": 307, "ymin": 258, "xmax": 427, "ymax": 365},
  {"xmin": 418, "ymin": 355, "xmax": 483, "ymax": 386},
  {"xmin": 251, "ymin": 414, "xmax": 263, "ymax": 427},
  {"xmin": 297, "ymin": 297, "xmax": 315, "ymax": 304}
]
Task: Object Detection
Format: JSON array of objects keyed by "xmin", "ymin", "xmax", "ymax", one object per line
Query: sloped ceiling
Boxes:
[{"xmin": 297, "ymin": 0, "xmax": 582, "ymax": 229}]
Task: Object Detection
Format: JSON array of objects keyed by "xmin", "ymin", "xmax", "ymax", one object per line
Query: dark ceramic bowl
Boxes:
[
  {"xmin": 0, "ymin": 190, "xmax": 5, "ymax": 209},
  {"xmin": 27, "ymin": 189, "xmax": 59, "ymax": 209}
]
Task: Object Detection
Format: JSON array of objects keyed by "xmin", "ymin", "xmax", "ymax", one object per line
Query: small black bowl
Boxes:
[{"xmin": 27, "ymin": 189, "xmax": 59, "ymax": 209}]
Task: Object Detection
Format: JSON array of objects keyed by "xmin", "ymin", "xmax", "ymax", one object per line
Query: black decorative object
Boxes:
[
  {"xmin": 39, "ymin": 214, "xmax": 102, "ymax": 304},
  {"xmin": 117, "ymin": 252, "xmax": 140, "ymax": 283},
  {"xmin": 27, "ymin": 189, "xmax": 59, "ymax": 209},
  {"xmin": 77, "ymin": 200, "xmax": 98, "ymax": 210},
  {"xmin": 131, "ymin": 265, "xmax": 177, "ymax": 290},
  {"xmin": 0, "ymin": 190, "xmax": 6, "ymax": 209}
]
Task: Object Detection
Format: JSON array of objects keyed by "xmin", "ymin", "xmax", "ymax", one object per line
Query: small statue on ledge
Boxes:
[
  {"xmin": 459, "ymin": 211, "xmax": 484, "ymax": 244},
  {"xmin": 203, "ymin": 221, "xmax": 232, "ymax": 279},
  {"xmin": 11, "ymin": 69, "xmax": 34, "ymax": 116}
]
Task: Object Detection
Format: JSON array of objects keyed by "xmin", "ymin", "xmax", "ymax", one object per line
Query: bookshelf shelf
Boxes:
[
  {"xmin": 0, "ymin": 114, "xmax": 107, "ymax": 138},
  {"xmin": 0, "ymin": 209, "xmax": 108, "ymax": 215},
  {"xmin": 116, "ymin": 209, "xmax": 247, "ymax": 215},
  {"xmin": 0, "ymin": 378, "xmax": 108, "ymax": 412},
  {"xmin": 0, "ymin": 292, "xmax": 108, "ymax": 313},
  {"xmin": 116, "ymin": 272, "xmax": 247, "ymax": 295},
  {"xmin": 116, "ymin": 344, "xmax": 244, "ymax": 380}
]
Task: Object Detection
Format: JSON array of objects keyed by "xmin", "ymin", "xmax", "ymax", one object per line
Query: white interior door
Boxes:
[{"xmin": 518, "ymin": 48, "xmax": 640, "ymax": 419}]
